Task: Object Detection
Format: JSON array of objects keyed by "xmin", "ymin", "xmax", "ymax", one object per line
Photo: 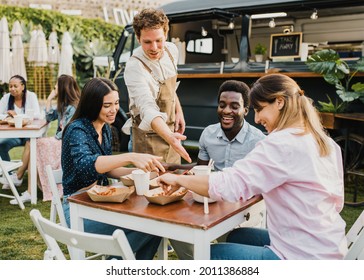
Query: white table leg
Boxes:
[
  {"xmin": 30, "ymin": 138, "xmax": 37, "ymax": 204},
  {"xmin": 193, "ymin": 234, "xmax": 211, "ymax": 260},
  {"xmin": 157, "ymin": 237, "xmax": 168, "ymax": 260}
]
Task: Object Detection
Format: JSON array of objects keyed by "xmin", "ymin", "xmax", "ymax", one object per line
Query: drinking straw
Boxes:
[{"xmin": 203, "ymin": 159, "xmax": 215, "ymax": 214}]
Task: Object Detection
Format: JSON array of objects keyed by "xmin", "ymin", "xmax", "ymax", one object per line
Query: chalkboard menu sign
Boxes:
[{"xmin": 270, "ymin": 32, "xmax": 302, "ymax": 59}]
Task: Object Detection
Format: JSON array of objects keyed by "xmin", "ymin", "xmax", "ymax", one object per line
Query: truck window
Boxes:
[
  {"xmin": 118, "ymin": 30, "xmax": 140, "ymax": 64},
  {"xmin": 186, "ymin": 31, "xmax": 213, "ymax": 54}
]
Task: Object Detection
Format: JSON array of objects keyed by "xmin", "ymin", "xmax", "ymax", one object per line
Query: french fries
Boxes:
[
  {"xmin": 151, "ymin": 187, "xmax": 186, "ymax": 197},
  {"xmin": 94, "ymin": 186, "xmax": 116, "ymax": 196}
]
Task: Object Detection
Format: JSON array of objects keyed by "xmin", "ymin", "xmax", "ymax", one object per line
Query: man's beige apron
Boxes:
[{"xmin": 131, "ymin": 49, "xmax": 181, "ymax": 164}]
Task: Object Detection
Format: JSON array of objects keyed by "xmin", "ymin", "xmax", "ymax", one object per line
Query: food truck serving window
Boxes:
[{"xmin": 185, "ymin": 31, "xmax": 213, "ymax": 54}]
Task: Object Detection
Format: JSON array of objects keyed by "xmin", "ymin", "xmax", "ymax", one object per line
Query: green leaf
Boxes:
[
  {"xmin": 352, "ymin": 82, "xmax": 364, "ymax": 93},
  {"xmin": 317, "ymin": 94, "xmax": 347, "ymax": 113},
  {"xmin": 306, "ymin": 49, "xmax": 350, "ymax": 78}
]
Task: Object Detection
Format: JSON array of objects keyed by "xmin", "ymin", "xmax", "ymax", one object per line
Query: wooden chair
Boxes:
[
  {"xmin": 345, "ymin": 210, "xmax": 364, "ymax": 260},
  {"xmin": 30, "ymin": 209, "xmax": 135, "ymax": 260},
  {"xmin": 0, "ymin": 157, "xmax": 25, "ymax": 210}
]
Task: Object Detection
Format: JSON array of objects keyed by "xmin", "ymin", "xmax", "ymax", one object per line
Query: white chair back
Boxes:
[
  {"xmin": 0, "ymin": 157, "xmax": 25, "ymax": 210},
  {"xmin": 30, "ymin": 209, "xmax": 135, "ymax": 260},
  {"xmin": 345, "ymin": 210, "xmax": 364, "ymax": 260},
  {"xmin": 45, "ymin": 165, "xmax": 67, "ymax": 227}
]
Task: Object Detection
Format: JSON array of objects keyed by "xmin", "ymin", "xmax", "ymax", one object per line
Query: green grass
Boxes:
[{"xmin": 0, "ymin": 121, "xmax": 363, "ymax": 259}]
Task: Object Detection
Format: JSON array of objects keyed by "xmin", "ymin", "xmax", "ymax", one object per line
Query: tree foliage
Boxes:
[{"xmin": 0, "ymin": 5, "xmax": 123, "ymax": 87}]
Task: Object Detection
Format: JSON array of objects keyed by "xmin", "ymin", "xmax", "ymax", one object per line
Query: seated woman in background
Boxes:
[
  {"xmin": 9, "ymin": 74, "xmax": 80, "ymax": 204},
  {"xmin": 62, "ymin": 77, "xmax": 164, "ymax": 259},
  {"xmin": 158, "ymin": 73, "xmax": 347, "ymax": 260},
  {"xmin": 0, "ymin": 75, "xmax": 40, "ymax": 190}
]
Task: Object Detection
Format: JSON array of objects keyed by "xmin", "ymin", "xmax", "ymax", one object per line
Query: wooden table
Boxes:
[
  {"xmin": 68, "ymin": 191, "xmax": 265, "ymax": 259},
  {"xmin": 0, "ymin": 119, "xmax": 48, "ymax": 204}
]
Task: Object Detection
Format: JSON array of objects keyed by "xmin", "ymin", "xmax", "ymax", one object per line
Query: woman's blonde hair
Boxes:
[{"xmin": 250, "ymin": 74, "xmax": 331, "ymax": 156}]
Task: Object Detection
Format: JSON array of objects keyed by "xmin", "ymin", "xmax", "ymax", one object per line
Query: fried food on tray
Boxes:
[
  {"xmin": 151, "ymin": 187, "xmax": 186, "ymax": 197},
  {"xmin": 94, "ymin": 186, "xmax": 116, "ymax": 196}
]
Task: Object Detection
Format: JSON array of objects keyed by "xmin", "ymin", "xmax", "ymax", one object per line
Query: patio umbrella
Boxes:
[
  {"xmin": 58, "ymin": 32, "xmax": 73, "ymax": 76},
  {"xmin": 34, "ymin": 28, "xmax": 48, "ymax": 67},
  {"xmin": 10, "ymin": 20, "xmax": 27, "ymax": 80},
  {"xmin": 27, "ymin": 29, "xmax": 37, "ymax": 64},
  {"xmin": 48, "ymin": 31, "xmax": 60, "ymax": 64},
  {"xmin": 0, "ymin": 17, "xmax": 11, "ymax": 84}
]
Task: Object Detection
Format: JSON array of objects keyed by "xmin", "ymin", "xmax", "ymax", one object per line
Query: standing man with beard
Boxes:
[
  {"xmin": 168, "ymin": 80, "xmax": 265, "ymax": 172},
  {"xmin": 122, "ymin": 8, "xmax": 192, "ymax": 260},
  {"xmin": 122, "ymin": 8, "xmax": 191, "ymax": 165}
]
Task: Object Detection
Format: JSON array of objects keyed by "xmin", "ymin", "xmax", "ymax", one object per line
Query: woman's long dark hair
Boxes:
[
  {"xmin": 63, "ymin": 77, "xmax": 119, "ymax": 136},
  {"xmin": 8, "ymin": 75, "xmax": 27, "ymax": 111},
  {"xmin": 56, "ymin": 74, "xmax": 81, "ymax": 116}
]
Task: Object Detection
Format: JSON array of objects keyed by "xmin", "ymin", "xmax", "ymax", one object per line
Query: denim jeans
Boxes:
[
  {"xmin": 211, "ymin": 228, "xmax": 280, "ymax": 260},
  {"xmin": 128, "ymin": 130, "xmax": 133, "ymax": 152},
  {"xmin": 0, "ymin": 138, "xmax": 28, "ymax": 161},
  {"xmin": 62, "ymin": 194, "xmax": 161, "ymax": 260}
]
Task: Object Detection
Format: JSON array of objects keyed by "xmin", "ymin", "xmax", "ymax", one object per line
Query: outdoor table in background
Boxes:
[
  {"xmin": 68, "ymin": 191, "xmax": 265, "ymax": 260},
  {"xmin": 0, "ymin": 119, "xmax": 48, "ymax": 204}
]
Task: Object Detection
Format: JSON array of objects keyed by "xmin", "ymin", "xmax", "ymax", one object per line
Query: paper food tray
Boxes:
[
  {"xmin": 87, "ymin": 185, "xmax": 134, "ymax": 203},
  {"xmin": 144, "ymin": 187, "xmax": 187, "ymax": 205}
]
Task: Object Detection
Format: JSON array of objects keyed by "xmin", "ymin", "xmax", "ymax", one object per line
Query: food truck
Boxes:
[{"xmin": 110, "ymin": 0, "xmax": 364, "ymax": 150}]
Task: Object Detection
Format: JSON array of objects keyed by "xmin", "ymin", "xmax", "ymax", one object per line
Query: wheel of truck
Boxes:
[
  {"xmin": 334, "ymin": 133, "xmax": 364, "ymax": 206},
  {"xmin": 334, "ymin": 134, "xmax": 364, "ymax": 172}
]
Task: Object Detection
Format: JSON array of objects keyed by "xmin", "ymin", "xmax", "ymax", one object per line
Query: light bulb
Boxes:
[
  {"xmin": 201, "ymin": 27, "xmax": 208, "ymax": 37},
  {"xmin": 269, "ymin": 18, "xmax": 276, "ymax": 28},
  {"xmin": 228, "ymin": 21, "xmax": 235, "ymax": 29},
  {"xmin": 310, "ymin": 9, "xmax": 318, "ymax": 20}
]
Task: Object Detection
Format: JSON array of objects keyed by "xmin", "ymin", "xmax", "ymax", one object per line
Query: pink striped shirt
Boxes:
[{"xmin": 209, "ymin": 128, "xmax": 348, "ymax": 259}]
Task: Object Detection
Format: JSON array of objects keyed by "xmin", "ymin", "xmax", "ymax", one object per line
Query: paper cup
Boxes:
[
  {"xmin": 14, "ymin": 115, "xmax": 23, "ymax": 128},
  {"xmin": 191, "ymin": 165, "xmax": 215, "ymax": 210},
  {"xmin": 25, "ymin": 109, "xmax": 34, "ymax": 121},
  {"xmin": 192, "ymin": 165, "xmax": 211, "ymax": 175},
  {"xmin": 132, "ymin": 169, "xmax": 150, "ymax": 195}
]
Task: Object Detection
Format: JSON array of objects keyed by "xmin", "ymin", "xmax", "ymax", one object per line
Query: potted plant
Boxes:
[
  {"xmin": 306, "ymin": 49, "xmax": 364, "ymax": 128},
  {"xmin": 254, "ymin": 43, "xmax": 267, "ymax": 62},
  {"xmin": 306, "ymin": 49, "xmax": 364, "ymax": 111}
]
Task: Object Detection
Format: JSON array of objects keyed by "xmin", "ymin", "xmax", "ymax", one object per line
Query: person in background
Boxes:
[
  {"xmin": 158, "ymin": 74, "xmax": 347, "ymax": 260},
  {"xmin": 122, "ymin": 8, "xmax": 191, "ymax": 164},
  {"xmin": 9, "ymin": 75, "xmax": 80, "ymax": 204},
  {"xmin": 166, "ymin": 80, "xmax": 265, "ymax": 172},
  {"xmin": 0, "ymin": 75, "xmax": 40, "ymax": 190},
  {"xmin": 62, "ymin": 77, "xmax": 164, "ymax": 259}
]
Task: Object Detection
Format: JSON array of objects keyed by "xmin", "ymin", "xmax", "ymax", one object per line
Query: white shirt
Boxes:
[
  {"xmin": 0, "ymin": 91, "xmax": 40, "ymax": 117},
  {"xmin": 122, "ymin": 42, "xmax": 179, "ymax": 133},
  {"xmin": 209, "ymin": 128, "xmax": 348, "ymax": 259}
]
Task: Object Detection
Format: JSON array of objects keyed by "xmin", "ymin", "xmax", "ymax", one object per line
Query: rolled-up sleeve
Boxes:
[
  {"xmin": 45, "ymin": 107, "xmax": 58, "ymax": 123},
  {"xmin": 124, "ymin": 58, "xmax": 167, "ymax": 131},
  {"xmin": 208, "ymin": 138, "xmax": 289, "ymax": 202}
]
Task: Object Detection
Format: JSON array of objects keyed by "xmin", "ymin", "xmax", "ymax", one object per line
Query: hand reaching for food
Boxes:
[{"xmin": 157, "ymin": 173, "xmax": 181, "ymax": 195}]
